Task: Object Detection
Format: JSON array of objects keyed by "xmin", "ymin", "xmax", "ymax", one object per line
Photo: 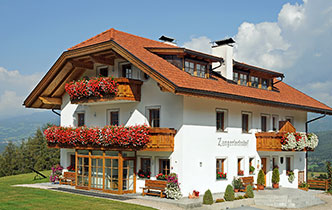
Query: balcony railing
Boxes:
[
  {"xmin": 144, "ymin": 128, "xmax": 176, "ymax": 152},
  {"xmin": 256, "ymin": 132, "xmax": 284, "ymax": 151},
  {"xmin": 71, "ymin": 78, "xmax": 143, "ymax": 104}
]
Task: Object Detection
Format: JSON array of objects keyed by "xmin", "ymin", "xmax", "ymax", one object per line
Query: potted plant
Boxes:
[
  {"xmin": 272, "ymin": 167, "xmax": 280, "ymax": 188},
  {"xmin": 257, "ymin": 169, "xmax": 265, "ymax": 190},
  {"xmin": 249, "ymin": 166, "xmax": 255, "ymax": 175},
  {"xmin": 156, "ymin": 173, "xmax": 168, "ymax": 180},
  {"xmin": 298, "ymin": 182, "xmax": 309, "ymax": 191},
  {"xmin": 287, "ymin": 171, "xmax": 295, "ymax": 183},
  {"xmin": 232, "ymin": 177, "xmax": 243, "ymax": 192},
  {"xmin": 216, "ymin": 172, "xmax": 227, "ymax": 180}
]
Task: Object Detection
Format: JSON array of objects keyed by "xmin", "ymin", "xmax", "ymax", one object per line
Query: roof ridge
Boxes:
[{"xmin": 68, "ymin": 28, "xmax": 115, "ymax": 50}]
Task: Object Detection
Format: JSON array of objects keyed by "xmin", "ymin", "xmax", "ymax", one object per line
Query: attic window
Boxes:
[
  {"xmin": 184, "ymin": 60, "xmax": 207, "ymax": 78},
  {"xmin": 97, "ymin": 66, "xmax": 108, "ymax": 77}
]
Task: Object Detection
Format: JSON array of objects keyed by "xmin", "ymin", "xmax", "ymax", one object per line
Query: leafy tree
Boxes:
[{"xmin": 326, "ymin": 161, "xmax": 332, "ymax": 191}]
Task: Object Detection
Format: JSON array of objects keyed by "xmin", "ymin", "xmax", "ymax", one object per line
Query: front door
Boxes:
[{"xmin": 261, "ymin": 158, "xmax": 267, "ymax": 186}]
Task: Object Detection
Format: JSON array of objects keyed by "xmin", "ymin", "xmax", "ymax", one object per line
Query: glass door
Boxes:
[
  {"xmin": 77, "ymin": 156, "xmax": 89, "ymax": 188},
  {"xmin": 104, "ymin": 158, "xmax": 119, "ymax": 193},
  {"xmin": 122, "ymin": 159, "xmax": 135, "ymax": 193},
  {"xmin": 90, "ymin": 157, "xmax": 103, "ymax": 190}
]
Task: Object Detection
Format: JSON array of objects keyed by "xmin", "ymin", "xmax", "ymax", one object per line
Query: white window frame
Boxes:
[
  {"xmin": 237, "ymin": 156, "xmax": 245, "ymax": 175},
  {"xmin": 145, "ymin": 105, "xmax": 161, "ymax": 127},
  {"xmin": 216, "ymin": 108, "xmax": 228, "ymax": 132},
  {"xmin": 96, "ymin": 65, "xmax": 109, "ymax": 77},
  {"xmin": 106, "ymin": 109, "xmax": 120, "ymax": 126},
  {"xmin": 241, "ymin": 111, "xmax": 252, "ymax": 133},
  {"xmin": 216, "ymin": 156, "xmax": 228, "ymax": 180},
  {"xmin": 260, "ymin": 113, "xmax": 270, "ymax": 132},
  {"xmin": 285, "ymin": 116, "xmax": 294, "ymax": 125},
  {"xmin": 75, "ymin": 111, "xmax": 86, "ymax": 127}
]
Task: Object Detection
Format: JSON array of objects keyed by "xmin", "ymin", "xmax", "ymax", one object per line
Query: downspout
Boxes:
[
  {"xmin": 52, "ymin": 109, "xmax": 61, "ymax": 117},
  {"xmin": 305, "ymin": 112, "xmax": 326, "ymax": 182},
  {"xmin": 273, "ymin": 76, "xmax": 284, "ymax": 85}
]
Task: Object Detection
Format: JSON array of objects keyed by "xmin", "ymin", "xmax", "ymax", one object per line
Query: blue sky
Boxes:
[
  {"xmin": 0, "ymin": 0, "xmax": 331, "ymax": 120},
  {"xmin": 0, "ymin": 0, "xmax": 301, "ymax": 75}
]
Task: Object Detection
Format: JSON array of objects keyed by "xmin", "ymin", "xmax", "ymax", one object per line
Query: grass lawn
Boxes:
[{"xmin": 0, "ymin": 171, "xmax": 155, "ymax": 210}]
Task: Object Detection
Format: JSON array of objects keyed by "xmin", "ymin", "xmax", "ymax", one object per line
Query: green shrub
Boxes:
[
  {"xmin": 232, "ymin": 177, "xmax": 243, "ymax": 190},
  {"xmin": 249, "ymin": 165, "xmax": 255, "ymax": 173},
  {"xmin": 203, "ymin": 189, "xmax": 213, "ymax": 205},
  {"xmin": 257, "ymin": 169, "xmax": 265, "ymax": 185},
  {"xmin": 237, "ymin": 195, "xmax": 244, "ymax": 199},
  {"xmin": 245, "ymin": 185, "xmax": 254, "ymax": 198},
  {"xmin": 224, "ymin": 184, "xmax": 235, "ymax": 201},
  {"xmin": 272, "ymin": 168, "xmax": 280, "ymax": 184}
]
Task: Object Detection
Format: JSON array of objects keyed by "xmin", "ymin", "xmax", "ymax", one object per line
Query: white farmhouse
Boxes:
[{"xmin": 24, "ymin": 28, "xmax": 332, "ymax": 196}]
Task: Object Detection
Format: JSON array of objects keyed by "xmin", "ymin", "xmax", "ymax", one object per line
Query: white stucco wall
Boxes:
[{"xmin": 59, "ymin": 64, "xmax": 308, "ymax": 195}]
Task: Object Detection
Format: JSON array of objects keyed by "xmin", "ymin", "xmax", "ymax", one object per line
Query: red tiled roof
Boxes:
[{"xmin": 68, "ymin": 28, "xmax": 332, "ymax": 113}]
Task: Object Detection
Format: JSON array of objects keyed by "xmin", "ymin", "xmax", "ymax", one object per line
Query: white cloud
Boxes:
[
  {"xmin": 182, "ymin": 36, "xmax": 212, "ymax": 54},
  {"xmin": 0, "ymin": 67, "xmax": 42, "ymax": 120},
  {"xmin": 181, "ymin": 0, "xmax": 332, "ymax": 107}
]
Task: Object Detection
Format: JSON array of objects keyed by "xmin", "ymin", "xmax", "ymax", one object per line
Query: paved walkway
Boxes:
[{"xmin": 13, "ymin": 183, "xmax": 331, "ymax": 210}]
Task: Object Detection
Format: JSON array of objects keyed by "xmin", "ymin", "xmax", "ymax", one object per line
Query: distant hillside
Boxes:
[
  {"xmin": 0, "ymin": 111, "xmax": 59, "ymax": 153},
  {"xmin": 307, "ymin": 115, "xmax": 332, "ymax": 132},
  {"xmin": 308, "ymin": 130, "xmax": 332, "ymax": 172}
]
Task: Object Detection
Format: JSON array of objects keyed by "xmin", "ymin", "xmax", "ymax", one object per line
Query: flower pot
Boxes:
[
  {"xmin": 257, "ymin": 185, "xmax": 265, "ymax": 190},
  {"xmin": 234, "ymin": 189, "xmax": 239, "ymax": 193},
  {"xmin": 272, "ymin": 183, "xmax": 279, "ymax": 189}
]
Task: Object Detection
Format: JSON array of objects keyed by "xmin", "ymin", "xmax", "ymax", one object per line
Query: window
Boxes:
[
  {"xmin": 141, "ymin": 158, "xmax": 151, "ymax": 176},
  {"xmin": 250, "ymin": 76, "xmax": 259, "ymax": 88},
  {"xmin": 196, "ymin": 64, "xmax": 206, "ymax": 77},
  {"xmin": 273, "ymin": 157, "xmax": 278, "ymax": 169},
  {"xmin": 159, "ymin": 159, "xmax": 170, "ymax": 175},
  {"xmin": 285, "ymin": 116, "xmax": 294, "ymax": 125},
  {"xmin": 286, "ymin": 157, "xmax": 292, "ymax": 172},
  {"xmin": 233, "ymin": 72, "xmax": 239, "ymax": 83},
  {"xmin": 122, "ymin": 64, "xmax": 132, "ymax": 78},
  {"xmin": 238, "ymin": 158, "xmax": 244, "ymax": 175},
  {"xmin": 216, "ymin": 109, "xmax": 227, "ymax": 132},
  {"xmin": 242, "ymin": 113, "xmax": 250, "ymax": 133},
  {"xmin": 70, "ymin": 154, "xmax": 75, "ymax": 168},
  {"xmin": 261, "ymin": 115, "xmax": 267, "ymax": 132},
  {"xmin": 148, "ymin": 108, "xmax": 160, "ymax": 127},
  {"xmin": 261, "ymin": 78, "xmax": 269, "ymax": 89},
  {"xmin": 272, "ymin": 115, "xmax": 278, "ymax": 131},
  {"xmin": 108, "ymin": 110, "xmax": 119, "ymax": 126},
  {"xmin": 249, "ymin": 157, "xmax": 255, "ymax": 174},
  {"xmin": 239, "ymin": 73, "xmax": 248, "ymax": 86},
  {"xmin": 77, "ymin": 113, "xmax": 85, "ymax": 127},
  {"xmin": 216, "ymin": 159, "xmax": 225, "ymax": 173},
  {"xmin": 97, "ymin": 66, "xmax": 108, "ymax": 77},
  {"xmin": 184, "ymin": 61, "xmax": 195, "ymax": 75}
]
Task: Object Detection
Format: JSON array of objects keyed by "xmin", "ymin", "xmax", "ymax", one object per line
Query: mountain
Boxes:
[
  {"xmin": 0, "ymin": 111, "xmax": 59, "ymax": 153},
  {"xmin": 307, "ymin": 114, "xmax": 332, "ymax": 132}
]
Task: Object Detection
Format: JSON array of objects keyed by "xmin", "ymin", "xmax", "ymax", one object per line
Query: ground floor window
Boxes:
[
  {"xmin": 216, "ymin": 158, "xmax": 226, "ymax": 180},
  {"xmin": 238, "ymin": 158, "xmax": 244, "ymax": 176},
  {"xmin": 249, "ymin": 157, "xmax": 255, "ymax": 174},
  {"xmin": 286, "ymin": 156, "xmax": 292, "ymax": 172},
  {"xmin": 159, "ymin": 159, "xmax": 170, "ymax": 175},
  {"xmin": 139, "ymin": 158, "xmax": 151, "ymax": 178}
]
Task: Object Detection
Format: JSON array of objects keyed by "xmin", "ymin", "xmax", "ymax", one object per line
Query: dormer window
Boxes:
[
  {"xmin": 262, "ymin": 79, "xmax": 269, "ymax": 89},
  {"xmin": 184, "ymin": 60, "xmax": 207, "ymax": 78},
  {"xmin": 239, "ymin": 74, "xmax": 248, "ymax": 86},
  {"xmin": 250, "ymin": 76, "xmax": 259, "ymax": 88},
  {"xmin": 122, "ymin": 64, "xmax": 132, "ymax": 79}
]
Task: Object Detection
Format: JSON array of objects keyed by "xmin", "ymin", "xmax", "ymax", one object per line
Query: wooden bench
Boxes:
[
  {"xmin": 240, "ymin": 176, "xmax": 257, "ymax": 191},
  {"xmin": 308, "ymin": 179, "xmax": 330, "ymax": 191},
  {"xmin": 59, "ymin": 172, "xmax": 75, "ymax": 186},
  {"xmin": 142, "ymin": 180, "xmax": 167, "ymax": 198}
]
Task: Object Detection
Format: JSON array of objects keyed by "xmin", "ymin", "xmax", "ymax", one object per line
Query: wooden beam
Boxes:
[
  {"xmin": 89, "ymin": 55, "xmax": 114, "ymax": 65},
  {"xmin": 39, "ymin": 96, "xmax": 62, "ymax": 105},
  {"xmin": 69, "ymin": 60, "xmax": 94, "ymax": 69}
]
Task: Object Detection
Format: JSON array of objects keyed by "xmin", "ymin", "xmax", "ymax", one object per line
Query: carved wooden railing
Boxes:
[
  {"xmin": 144, "ymin": 128, "xmax": 176, "ymax": 152},
  {"xmin": 71, "ymin": 78, "xmax": 143, "ymax": 104},
  {"xmin": 256, "ymin": 132, "xmax": 284, "ymax": 151}
]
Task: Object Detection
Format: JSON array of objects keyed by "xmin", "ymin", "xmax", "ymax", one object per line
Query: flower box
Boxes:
[
  {"xmin": 281, "ymin": 132, "xmax": 318, "ymax": 151},
  {"xmin": 65, "ymin": 77, "xmax": 118, "ymax": 101},
  {"xmin": 238, "ymin": 170, "xmax": 244, "ymax": 176},
  {"xmin": 44, "ymin": 125, "xmax": 150, "ymax": 149},
  {"xmin": 216, "ymin": 172, "xmax": 227, "ymax": 180},
  {"xmin": 156, "ymin": 173, "xmax": 168, "ymax": 180}
]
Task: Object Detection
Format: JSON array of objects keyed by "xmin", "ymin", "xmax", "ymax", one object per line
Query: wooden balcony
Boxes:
[
  {"xmin": 144, "ymin": 128, "xmax": 176, "ymax": 152},
  {"xmin": 71, "ymin": 78, "xmax": 143, "ymax": 104},
  {"xmin": 256, "ymin": 132, "xmax": 284, "ymax": 151}
]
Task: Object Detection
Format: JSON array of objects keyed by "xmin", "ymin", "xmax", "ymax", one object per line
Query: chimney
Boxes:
[
  {"xmin": 212, "ymin": 38, "xmax": 235, "ymax": 80},
  {"xmin": 159, "ymin": 35, "xmax": 177, "ymax": 46}
]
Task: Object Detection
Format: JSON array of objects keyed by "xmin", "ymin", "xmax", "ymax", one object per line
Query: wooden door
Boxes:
[
  {"xmin": 298, "ymin": 171, "xmax": 305, "ymax": 186},
  {"xmin": 261, "ymin": 158, "xmax": 267, "ymax": 174},
  {"xmin": 261, "ymin": 158, "xmax": 267, "ymax": 186}
]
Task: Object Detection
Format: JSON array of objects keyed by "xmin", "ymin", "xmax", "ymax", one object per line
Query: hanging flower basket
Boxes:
[
  {"xmin": 44, "ymin": 125, "xmax": 150, "ymax": 149},
  {"xmin": 65, "ymin": 77, "xmax": 118, "ymax": 101}
]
